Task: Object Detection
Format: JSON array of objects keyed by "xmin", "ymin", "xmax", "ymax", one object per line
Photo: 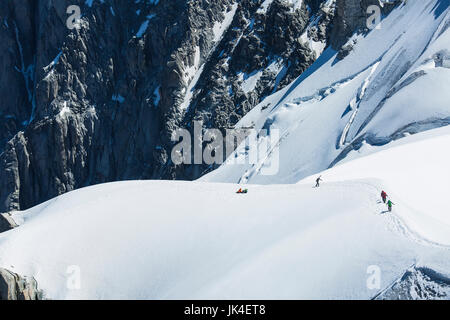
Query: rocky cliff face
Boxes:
[
  {"xmin": 0, "ymin": 0, "xmax": 389, "ymax": 212},
  {"xmin": 0, "ymin": 267, "xmax": 41, "ymax": 300}
]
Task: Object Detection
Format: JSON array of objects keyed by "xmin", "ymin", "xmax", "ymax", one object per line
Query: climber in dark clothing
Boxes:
[{"xmin": 315, "ymin": 176, "xmax": 322, "ymax": 188}]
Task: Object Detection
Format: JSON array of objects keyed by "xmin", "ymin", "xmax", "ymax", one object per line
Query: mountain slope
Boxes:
[
  {"xmin": 0, "ymin": 0, "xmax": 340, "ymax": 212},
  {"xmin": 203, "ymin": 0, "xmax": 450, "ymax": 184},
  {"xmin": 0, "ymin": 125, "xmax": 449, "ymax": 299}
]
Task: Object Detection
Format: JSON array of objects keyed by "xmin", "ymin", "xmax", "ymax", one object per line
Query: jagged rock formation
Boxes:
[
  {"xmin": 0, "ymin": 268, "xmax": 41, "ymax": 300},
  {"xmin": 375, "ymin": 266, "xmax": 450, "ymax": 300},
  {"xmin": 0, "ymin": 0, "xmax": 393, "ymax": 211},
  {"xmin": 331, "ymin": 0, "xmax": 380, "ymax": 48}
]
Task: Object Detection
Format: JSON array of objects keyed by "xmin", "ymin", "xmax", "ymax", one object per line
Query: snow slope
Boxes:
[
  {"xmin": 300, "ymin": 125, "xmax": 450, "ymax": 246},
  {"xmin": 0, "ymin": 126, "xmax": 449, "ymax": 299},
  {"xmin": 202, "ymin": 0, "xmax": 450, "ymax": 185}
]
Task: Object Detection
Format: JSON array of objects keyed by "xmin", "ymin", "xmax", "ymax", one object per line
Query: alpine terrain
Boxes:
[{"xmin": 0, "ymin": 0, "xmax": 449, "ymax": 300}]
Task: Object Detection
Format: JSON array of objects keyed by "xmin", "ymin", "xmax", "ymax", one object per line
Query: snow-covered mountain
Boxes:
[
  {"xmin": 203, "ymin": 0, "xmax": 450, "ymax": 184},
  {"xmin": 0, "ymin": 0, "xmax": 450, "ymax": 300}
]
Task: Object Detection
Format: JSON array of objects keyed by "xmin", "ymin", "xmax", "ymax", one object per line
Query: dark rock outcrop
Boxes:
[
  {"xmin": 0, "ymin": 213, "xmax": 16, "ymax": 233},
  {"xmin": 331, "ymin": 0, "xmax": 401, "ymax": 52},
  {"xmin": 0, "ymin": 268, "xmax": 41, "ymax": 300}
]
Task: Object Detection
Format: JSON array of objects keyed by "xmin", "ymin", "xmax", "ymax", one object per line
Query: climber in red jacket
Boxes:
[{"xmin": 381, "ymin": 191, "xmax": 388, "ymax": 203}]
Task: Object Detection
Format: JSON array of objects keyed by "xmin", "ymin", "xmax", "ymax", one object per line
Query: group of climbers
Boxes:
[
  {"xmin": 381, "ymin": 190, "xmax": 395, "ymax": 212},
  {"xmin": 236, "ymin": 176, "xmax": 396, "ymax": 213},
  {"xmin": 315, "ymin": 176, "xmax": 396, "ymax": 213}
]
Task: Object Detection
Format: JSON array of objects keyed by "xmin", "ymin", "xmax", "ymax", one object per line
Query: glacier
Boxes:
[{"xmin": 0, "ymin": 0, "xmax": 449, "ymax": 300}]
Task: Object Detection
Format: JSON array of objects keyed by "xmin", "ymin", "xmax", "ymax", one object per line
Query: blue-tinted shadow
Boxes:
[{"xmin": 271, "ymin": 47, "xmax": 337, "ymax": 111}]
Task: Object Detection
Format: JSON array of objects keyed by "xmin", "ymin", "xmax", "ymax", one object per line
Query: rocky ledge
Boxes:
[{"xmin": 0, "ymin": 268, "xmax": 41, "ymax": 300}]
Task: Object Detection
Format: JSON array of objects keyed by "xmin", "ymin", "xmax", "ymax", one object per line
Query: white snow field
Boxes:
[
  {"xmin": 0, "ymin": 126, "xmax": 450, "ymax": 299},
  {"xmin": 202, "ymin": 0, "xmax": 450, "ymax": 185}
]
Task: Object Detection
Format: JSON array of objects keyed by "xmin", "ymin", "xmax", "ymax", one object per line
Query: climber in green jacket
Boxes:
[{"xmin": 387, "ymin": 200, "xmax": 395, "ymax": 212}]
